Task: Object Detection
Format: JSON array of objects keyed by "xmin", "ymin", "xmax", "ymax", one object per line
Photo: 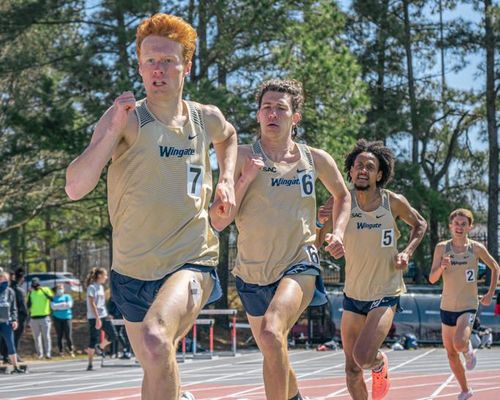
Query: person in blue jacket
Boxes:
[
  {"xmin": 0, "ymin": 268, "xmax": 25, "ymax": 373},
  {"xmin": 50, "ymin": 283, "xmax": 75, "ymax": 357}
]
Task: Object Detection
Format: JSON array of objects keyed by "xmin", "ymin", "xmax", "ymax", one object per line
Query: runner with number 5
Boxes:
[
  {"xmin": 429, "ymin": 209, "xmax": 499, "ymax": 400},
  {"xmin": 210, "ymin": 79, "xmax": 350, "ymax": 400},
  {"xmin": 317, "ymin": 139, "xmax": 427, "ymax": 400}
]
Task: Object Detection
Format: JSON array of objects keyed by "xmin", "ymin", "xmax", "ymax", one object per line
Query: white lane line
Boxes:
[
  {"xmin": 7, "ymin": 378, "xmax": 143, "ymax": 400},
  {"xmin": 426, "ymin": 373, "xmax": 455, "ymax": 399},
  {"xmin": 95, "ymin": 394, "xmax": 141, "ymax": 400},
  {"xmin": 2, "ymin": 371, "xmax": 142, "ymax": 400},
  {"xmin": 6, "ymin": 356, "xmax": 265, "ymax": 398},
  {"xmin": 415, "ymin": 385, "xmax": 500, "ymax": 400},
  {"xmin": 387, "ymin": 349, "xmax": 436, "ymax": 372},
  {"xmin": 208, "ymin": 351, "xmax": 344, "ymax": 399}
]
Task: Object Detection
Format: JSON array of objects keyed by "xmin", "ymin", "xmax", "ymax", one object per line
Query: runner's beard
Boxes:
[{"xmin": 354, "ymin": 183, "xmax": 370, "ymax": 191}]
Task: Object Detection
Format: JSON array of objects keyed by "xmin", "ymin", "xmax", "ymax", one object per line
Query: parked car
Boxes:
[{"xmin": 22, "ymin": 272, "xmax": 83, "ymax": 293}]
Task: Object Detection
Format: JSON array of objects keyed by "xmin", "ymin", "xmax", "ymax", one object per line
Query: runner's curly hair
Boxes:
[
  {"xmin": 136, "ymin": 13, "xmax": 197, "ymax": 63},
  {"xmin": 344, "ymin": 139, "xmax": 395, "ymax": 188}
]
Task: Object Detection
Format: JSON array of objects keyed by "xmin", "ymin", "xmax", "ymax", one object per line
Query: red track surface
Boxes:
[{"xmin": 20, "ymin": 369, "xmax": 500, "ymax": 400}]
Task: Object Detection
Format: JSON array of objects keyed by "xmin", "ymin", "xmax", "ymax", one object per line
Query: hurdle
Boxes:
[
  {"xmin": 191, "ymin": 318, "xmax": 215, "ymax": 359},
  {"xmin": 103, "ymin": 309, "xmax": 239, "ymax": 365},
  {"xmin": 199, "ymin": 309, "xmax": 238, "ymax": 356}
]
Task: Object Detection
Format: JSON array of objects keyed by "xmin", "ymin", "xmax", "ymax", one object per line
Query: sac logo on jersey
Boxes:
[
  {"xmin": 351, "ymin": 213, "xmax": 362, "ymax": 218},
  {"xmin": 356, "ymin": 222, "xmax": 382, "ymax": 230},
  {"xmin": 271, "ymin": 177, "xmax": 300, "ymax": 187},
  {"xmin": 263, "ymin": 166, "xmax": 277, "ymax": 173},
  {"xmin": 159, "ymin": 146, "xmax": 195, "ymax": 158}
]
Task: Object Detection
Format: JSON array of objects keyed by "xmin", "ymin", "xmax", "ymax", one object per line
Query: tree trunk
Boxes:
[
  {"xmin": 9, "ymin": 226, "xmax": 20, "ymax": 269},
  {"xmin": 114, "ymin": 3, "xmax": 131, "ymax": 90},
  {"xmin": 44, "ymin": 214, "xmax": 52, "ymax": 271},
  {"xmin": 188, "ymin": 0, "xmax": 197, "ymax": 82},
  {"xmin": 198, "ymin": 0, "xmax": 208, "ymax": 80},
  {"xmin": 429, "ymin": 202, "xmax": 440, "ymax": 269},
  {"xmin": 216, "ymin": 2, "xmax": 227, "ymax": 87},
  {"xmin": 374, "ymin": 0, "xmax": 389, "ymax": 139},
  {"xmin": 402, "ymin": 0, "xmax": 419, "ymax": 164},
  {"xmin": 484, "ymin": 0, "xmax": 498, "ymax": 287}
]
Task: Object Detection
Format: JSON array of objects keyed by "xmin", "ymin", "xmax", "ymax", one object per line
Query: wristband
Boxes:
[{"xmin": 316, "ymin": 220, "xmax": 325, "ymax": 229}]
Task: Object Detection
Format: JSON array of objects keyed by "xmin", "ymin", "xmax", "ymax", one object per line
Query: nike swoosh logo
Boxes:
[
  {"xmin": 188, "ymin": 133, "xmax": 197, "ymax": 140},
  {"xmin": 297, "ymin": 168, "xmax": 307, "ymax": 173},
  {"xmin": 376, "ymin": 214, "xmax": 385, "ymax": 219}
]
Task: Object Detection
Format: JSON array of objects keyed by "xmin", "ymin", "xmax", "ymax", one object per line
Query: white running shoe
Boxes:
[
  {"xmin": 180, "ymin": 392, "xmax": 196, "ymax": 400},
  {"xmin": 457, "ymin": 389, "xmax": 473, "ymax": 400},
  {"xmin": 463, "ymin": 349, "xmax": 477, "ymax": 370}
]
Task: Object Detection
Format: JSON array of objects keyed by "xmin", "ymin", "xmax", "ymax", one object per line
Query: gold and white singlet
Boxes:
[
  {"xmin": 343, "ymin": 189, "xmax": 404, "ymax": 300},
  {"xmin": 232, "ymin": 141, "xmax": 319, "ymax": 285},
  {"xmin": 440, "ymin": 240, "xmax": 479, "ymax": 312},
  {"xmin": 107, "ymin": 99, "xmax": 218, "ymax": 280}
]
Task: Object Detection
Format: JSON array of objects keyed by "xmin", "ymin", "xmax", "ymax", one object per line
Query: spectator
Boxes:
[
  {"xmin": 470, "ymin": 316, "xmax": 493, "ymax": 349},
  {"xmin": 85, "ymin": 267, "xmax": 116, "ymax": 371},
  {"xmin": 27, "ymin": 277, "xmax": 53, "ymax": 359},
  {"xmin": 51, "ymin": 283, "xmax": 75, "ymax": 357},
  {"xmin": 0, "ymin": 270, "xmax": 13, "ymax": 364},
  {"xmin": 107, "ymin": 296, "xmax": 132, "ymax": 359},
  {"xmin": 0, "ymin": 268, "xmax": 25, "ymax": 373},
  {"xmin": 11, "ymin": 268, "xmax": 28, "ymax": 361}
]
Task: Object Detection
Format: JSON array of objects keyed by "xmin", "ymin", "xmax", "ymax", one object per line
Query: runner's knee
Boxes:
[
  {"xmin": 345, "ymin": 361, "xmax": 363, "ymax": 380},
  {"xmin": 446, "ymin": 349, "xmax": 460, "ymax": 362},
  {"xmin": 353, "ymin": 346, "xmax": 376, "ymax": 369},
  {"xmin": 141, "ymin": 327, "xmax": 175, "ymax": 364},
  {"xmin": 453, "ymin": 337, "xmax": 468, "ymax": 352},
  {"xmin": 259, "ymin": 328, "xmax": 284, "ymax": 354}
]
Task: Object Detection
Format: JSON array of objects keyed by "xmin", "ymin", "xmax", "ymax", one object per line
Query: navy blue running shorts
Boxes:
[
  {"xmin": 440, "ymin": 309, "xmax": 476, "ymax": 327},
  {"xmin": 110, "ymin": 264, "xmax": 222, "ymax": 323},
  {"xmin": 342, "ymin": 293, "xmax": 402, "ymax": 316},
  {"xmin": 235, "ymin": 264, "xmax": 328, "ymax": 317}
]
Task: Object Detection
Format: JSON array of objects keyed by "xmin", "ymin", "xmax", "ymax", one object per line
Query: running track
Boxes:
[{"xmin": 1, "ymin": 348, "xmax": 499, "ymax": 399}]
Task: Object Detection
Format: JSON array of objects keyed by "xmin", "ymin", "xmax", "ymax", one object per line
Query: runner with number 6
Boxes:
[{"xmin": 210, "ymin": 79, "xmax": 351, "ymax": 400}]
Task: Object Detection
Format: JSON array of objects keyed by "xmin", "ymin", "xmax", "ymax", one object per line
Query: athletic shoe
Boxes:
[
  {"xmin": 180, "ymin": 392, "xmax": 196, "ymax": 400},
  {"xmin": 95, "ymin": 345, "xmax": 104, "ymax": 356},
  {"xmin": 464, "ymin": 349, "xmax": 477, "ymax": 370},
  {"xmin": 372, "ymin": 351, "xmax": 390, "ymax": 400},
  {"xmin": 10, "ymin": 367, "xmax": 26, "ymax": 374},
  {"xmin": 457, "ymin": 389, "xmax": 473, "ymax": 400},
  {"xmin": 86, "ymin": 364, "xmax": 94, "ymax": 371}
]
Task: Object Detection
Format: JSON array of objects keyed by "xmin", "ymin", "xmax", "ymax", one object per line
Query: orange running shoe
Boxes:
[{"xmin": 372, "ymin": 351, "xmax": 390, "ymax": 400}]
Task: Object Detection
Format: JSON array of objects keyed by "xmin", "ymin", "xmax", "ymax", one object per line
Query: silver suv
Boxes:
[{"xmin": 22, "ymin": 272, "xmax": 83, "ymax": 293}]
